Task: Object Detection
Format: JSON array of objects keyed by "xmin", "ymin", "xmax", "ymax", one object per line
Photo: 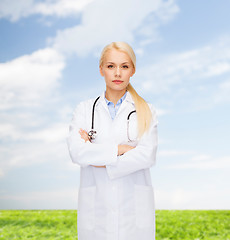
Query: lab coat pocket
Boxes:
[
  {"xmin": 77, "ymin": 185, "xmax": 96, "ymax": 230},
  {"xmin": 134, "ymin": 184, "xmax": 155, "ymax": 228}
]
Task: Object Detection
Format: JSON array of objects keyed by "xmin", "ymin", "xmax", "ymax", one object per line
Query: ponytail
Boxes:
[{"xmin": 127, "ymin": 83, "xmax": 152, "ymax": 138}]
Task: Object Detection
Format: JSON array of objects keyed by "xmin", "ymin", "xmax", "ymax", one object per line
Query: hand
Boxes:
[
  {"xmin": 79, "ymin": 128, "xmax": 91, "ymax": 142},
  {"xmin": 79, "ymin": 129, "xmax": 105, "ymax": 167},
  {"xmin": 118, "ymin": 144, "xmax": 135, "ymax": 156}
]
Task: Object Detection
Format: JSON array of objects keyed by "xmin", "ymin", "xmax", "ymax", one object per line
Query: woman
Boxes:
[{"xmin": 67, "ymin": 41, "xmax": 158, "ymax": 240}]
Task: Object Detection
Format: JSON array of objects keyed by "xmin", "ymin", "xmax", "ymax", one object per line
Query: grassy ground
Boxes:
[
  {"xmin": 156, "ymin": 210, "xmax": 230, "ymax": 240},
  {"xmin": 0, "ymin": 210, "xmax": 229, "ymax": 239},
  {"xmin": 0, "ymin": 210, "xmax": 77, "ymax": 240}
]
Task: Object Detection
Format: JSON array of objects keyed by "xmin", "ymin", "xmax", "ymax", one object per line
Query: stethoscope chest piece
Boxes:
[{"xmin": 88, "ymin": 129, "xmax": 97, "ymax": 140}]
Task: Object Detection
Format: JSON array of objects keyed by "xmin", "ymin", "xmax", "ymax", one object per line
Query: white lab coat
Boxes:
[{"xmin": 67, "ymin": 90, "xmax": 158, "ymax": 240}]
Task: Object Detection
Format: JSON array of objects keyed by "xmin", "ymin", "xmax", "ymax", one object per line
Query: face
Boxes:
[{"xmin": 99, "ymin": 48, "xmax": 135, "ymax": 93}]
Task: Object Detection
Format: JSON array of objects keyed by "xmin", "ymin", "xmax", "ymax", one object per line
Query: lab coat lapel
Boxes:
[
  {"xmin": 96, "ymin": 91, "xmax": 110, "ymax": 116},
  {"xmin": 115, "ymin": 91, "xmax": 135, "ymax": 118},
  {"xmin": 125, "ymin": 90, "xmax": 135, "ymax": 104}
]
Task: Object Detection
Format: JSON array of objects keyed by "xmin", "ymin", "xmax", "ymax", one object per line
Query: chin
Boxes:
[
  {"xmin": 106, "ymin": 83, "xmax": 129, "ymax": 92},
  {"xmin": 111, "ymin": 86, "xmax": 127, "ymax": 91}
]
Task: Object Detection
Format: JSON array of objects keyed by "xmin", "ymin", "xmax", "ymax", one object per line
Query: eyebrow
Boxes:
[{"xmin": 106, "ymin": 62, "xmax": 130, "ymax": 64}]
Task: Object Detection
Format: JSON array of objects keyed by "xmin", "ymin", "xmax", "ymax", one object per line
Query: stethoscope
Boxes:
[{"xmin": 88, "ymin": 96, "xmax": 137, "ymax": 142}]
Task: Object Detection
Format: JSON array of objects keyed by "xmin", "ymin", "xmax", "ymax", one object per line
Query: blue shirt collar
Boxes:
[{"xmin": 104, "ymin": 91, "xmax": 127, "ymax": 106}]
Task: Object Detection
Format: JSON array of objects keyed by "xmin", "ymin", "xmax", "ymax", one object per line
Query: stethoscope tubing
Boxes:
[
  {"xmin": 91, "ymin": 96, "xmax": 100, "ymax": 130},
  {"xmin": 88, "ymin": 96, "xmax": 136, "ymax": 141}
]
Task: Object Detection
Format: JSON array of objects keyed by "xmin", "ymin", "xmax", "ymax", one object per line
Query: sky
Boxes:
[{"xmin": 0, "ymin": 0, "xmax": 230, "ymax": 210}]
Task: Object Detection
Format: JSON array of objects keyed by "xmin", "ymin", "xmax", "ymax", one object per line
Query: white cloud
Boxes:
[
  {"xmin": 0, "ymin": 169, "xmax": 4, "ymax": 178},
  {"xmin": 167, "ymin": 155, "xmax": 230, "ymax": 170},
  {"xmin": 0, "ymin": 138, "xmax": 75, "ymax": 177},
  {"xmin": 157, "ymin": 149, "xmax": 230, "ymax": 170},
  {"xmin": 0, "ymin": 48, "xmax": 65, "ymax": 110},
  {"xmin": 0, "ymin": 188, "xmax": 79, "ymax": 209},
  {"xmin": 0, "ymin": 45, "xmax": 72, "ymax": 179},
  {"xmin": 52, "ymin": 0, "xmax": 179, "ymax": 57},
  {"xmin": 26, "ymin": 123, "xmax": 69, "ymax": 143},
  {"xmin": 156, "ymin": 188, "xmax": 194, "ymax": 209},
  {"xmin": 214, "ymin": 79, "xmax": 230, "ymax": 104},
  {"xmin": 158, "ymin": 150, "xmax": 194, "ymax": 157},
  {"xmin": 155, "ymin": 107, "xmax": 169, "ymax": 116},
  {"xmin": 136, "ymin": 37, "xmax": 230, "ymax": 94},
  {"xmin": 190, "ymin": 154, "xmax": 211, "ymax": 162},
  {"xmin": 0, "ymin": 0, "xmax": 94, "ymax": 22},
  {"xmin": 155, "ymin": 188, "xmax": 230, "ymax": 209},
  {"xmin": 0, "ymin": 121, "xmax": 68, "ymax": 143},
  {"xmin": 0, "ymin": 123, "xmax": 21, "ymax": 141},
  {"xmin": 34, "ymin": 0, "xmax": 94, "ymax": 17},
  {"xmin": 0, "ymin": 92, "xmax": 80, "ymax": 177},
  {"xmin": 0, "ymin": 0, "xmax": 33, "ymax": 22}
]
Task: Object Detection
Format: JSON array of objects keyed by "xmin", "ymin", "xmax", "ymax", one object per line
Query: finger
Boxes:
[
  {"xmin": 79, "ymin": 128, "xmax": 86, "ymax": 132},
  {"xmin": 79, "ymin": 129, "xmax": 88, "ymax": 136},
  {"xmin": 82, "ymin": 130, "xmax": 88, "ymax": 136},
  {"xmin": 82, "ymin": 133, "xmax": 89, "ymax": 140},
  {"xmin": 79, "ymin": 132, "xmax": 85, "ymax": 139},
  {"xmin": 79, "ymin": 131, "xmax": 88, "ymax": 140},
  {"xmin": 78, "ymin": 129, "xmax": 91, "ymax": 142},
  {"xmin": 79, "ymin": 129, "xmax": 87, "ymax": 136}
]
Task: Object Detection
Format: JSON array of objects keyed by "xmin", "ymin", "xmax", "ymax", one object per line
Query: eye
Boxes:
[
  {"xmin": 122, "ymin": 65, "xmax": 129, "ymax": 69},
  {"xmin": 107, "ymin": 65, "xmax": 114, "ymax": 68}
]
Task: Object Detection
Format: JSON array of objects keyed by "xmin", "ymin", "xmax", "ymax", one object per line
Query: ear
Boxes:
[
  {"xmin": 99, "ymin": 66, "xmax": 104, "ymax": 77},
  {"xmin": 131, "ymin": 68, "xmax": 135, "ymax": 77}
]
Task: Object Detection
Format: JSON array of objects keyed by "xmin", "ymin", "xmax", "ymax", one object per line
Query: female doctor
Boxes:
[{"xmin": 67, "ymin": 41, "xmax": 158, "ymax": 240}]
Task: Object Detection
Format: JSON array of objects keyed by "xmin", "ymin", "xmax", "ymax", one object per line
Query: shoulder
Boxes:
[
  {"xmin": 146, "ymin": 102, "xmax": 158, "ymax": 124},
  {"xmin": 146, "ymin": 102, "xmax": 157, "ymax": 115},
  {"xmin": 74, "ymin": 96, "xmax": 99, "ymax": 110}
]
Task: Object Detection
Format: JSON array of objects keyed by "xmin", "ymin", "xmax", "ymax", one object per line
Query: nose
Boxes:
[{"xmin": 115, "ymin": 66, "xmax": 121, "ymax": 77}]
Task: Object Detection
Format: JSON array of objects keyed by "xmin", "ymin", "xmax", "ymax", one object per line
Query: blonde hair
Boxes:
[{"xmin": 99, "ymin": 41, "xmax": 152, "ymax": 138}]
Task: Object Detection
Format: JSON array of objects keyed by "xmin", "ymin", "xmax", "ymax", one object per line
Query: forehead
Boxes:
[{"xmin": 104, "ymin": 49, "xmax": 131, "ymax": 63}]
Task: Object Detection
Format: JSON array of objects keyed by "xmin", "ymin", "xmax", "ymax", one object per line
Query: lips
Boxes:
[{"xmin": 112, "ymin": 80, "xmax": 123, "ymax": 83}]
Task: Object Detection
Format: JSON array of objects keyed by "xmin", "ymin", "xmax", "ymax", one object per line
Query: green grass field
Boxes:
[{"xmin": 0, "ymin": 210, "xmax": 229, "ymax": 239}]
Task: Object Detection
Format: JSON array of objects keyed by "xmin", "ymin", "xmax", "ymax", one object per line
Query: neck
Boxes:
[{"xmin": 105, "ymin": 89, "xmax": 127, "ymax": 106}]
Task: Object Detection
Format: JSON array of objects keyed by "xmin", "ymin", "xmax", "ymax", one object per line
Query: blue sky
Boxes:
[{"xmin": 0, "ymin": 0, "xmax": 230, "ymax": 210}]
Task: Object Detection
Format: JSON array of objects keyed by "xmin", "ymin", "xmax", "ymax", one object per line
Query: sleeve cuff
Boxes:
[
  {"xmin": 106, "ymin": 156, "xmax": 121, "ymax": 179},
  {"xmin": 107, "ymin": 144, "xmax": 118, "ymax": 166}
]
